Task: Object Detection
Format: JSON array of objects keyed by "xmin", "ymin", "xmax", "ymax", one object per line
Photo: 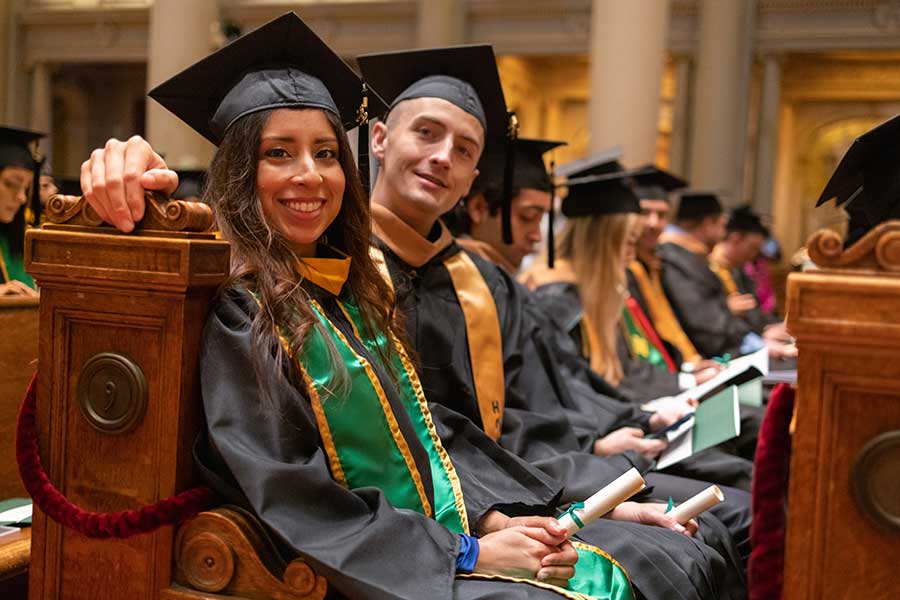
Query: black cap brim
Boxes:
[{"xmin": 148, "ymin": 12, "xmax": 387, "ymax": 144}]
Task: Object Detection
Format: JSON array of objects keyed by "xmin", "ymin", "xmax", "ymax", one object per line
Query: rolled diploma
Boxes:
[
  {"xmin": 557, "ymin": 468, "xmax": 646, "ymax": 537},
  {"xmin": 668, "ymin": 485, "xmax": 724, "ymax": 524}
]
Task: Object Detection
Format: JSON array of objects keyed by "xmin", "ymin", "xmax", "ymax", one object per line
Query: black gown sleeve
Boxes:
[
  {"xmin": 199, "ymin": 290, "xmax": 460, "ymax": 600},
  {"xmin": 658, "ymin": 246, "xmax": 749, "ymax": 358}
]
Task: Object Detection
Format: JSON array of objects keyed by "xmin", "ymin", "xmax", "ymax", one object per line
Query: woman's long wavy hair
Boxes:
[
  {"xmin": 555, "ymin": 212, "xmax": 640, "ymax": 386},
  {"xmin": 204, "ymin": 107, "xmax": 401, "ymax": 406}
]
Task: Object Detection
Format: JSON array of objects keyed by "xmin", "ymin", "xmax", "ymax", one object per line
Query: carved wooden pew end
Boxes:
[
  {"xmin": 170, "ymin": 508, "xmax": 326, "ymax": 600},
  {"xmin": 783, "ymin": 221, "xmax": 900, "ymax": 598}
]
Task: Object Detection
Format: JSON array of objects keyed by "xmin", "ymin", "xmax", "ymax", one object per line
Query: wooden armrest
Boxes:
[
  {"xmin": 0, "ymin": 528, "xmax": 30, "ymax": 582},
  {"xmin": 167, "ymin": 507, "xmax": 327, "ymax": 600}
]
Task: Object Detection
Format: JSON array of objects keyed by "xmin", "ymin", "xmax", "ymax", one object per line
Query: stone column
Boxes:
[
  {"xmin": 688, "ymin": 0, "xmax": 755, "ymax": 204},
  {"xmin": 587, "ymin": 0, "xmax": 670, "ymax": 166},
  {"xmin": 416, "ymin": 0, "xmax": 464, "ymax": 48},
  {"xmin": 29, "ymin": 62, "xmax": 51, "ymax": 132},
  {"xmin": 0, "ymin": 0, "xmax": 8, "ymax": 120},
  {"xmin": 145, "ymin": 0, "xmax": 217, "ymax": 168},
  {"xmin": 668, "ymin": 55, "xmax": 692, "ymax": 176},
  {"xmin": 752, "ymin": 53, "xmax": 782, "ymax": 216},
  {"xmin": 29, "ymin": 61, "xmax": 52, "ymax": 161}
]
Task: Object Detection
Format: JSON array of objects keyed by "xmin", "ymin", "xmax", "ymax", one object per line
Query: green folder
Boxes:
[
  {"xmin": 737, "ymin": 378, "xmax": 763, "ymax": 407},
  {"xmin": 692, "ymin": 385, "xmax": 741, "ymax": 453}
]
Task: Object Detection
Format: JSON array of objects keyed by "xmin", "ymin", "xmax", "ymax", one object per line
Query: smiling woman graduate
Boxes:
[{"xmin": 78, "ymin": 12, "xmax": 636, "ymax": 600}]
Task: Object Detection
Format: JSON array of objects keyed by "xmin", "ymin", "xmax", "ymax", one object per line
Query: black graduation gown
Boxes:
[
  {"xmin": 197, "ymin": 287, "xmax": 605, "ymax": 600},
  {"xmin": 729, "ymin": 266, "xmax": 781, "ymax": 335},
  {"xmin": 656, "ymin": 242, "xmax": 750, "ymax": 359},
  {"xmin": 378, "ymin": 239, "xmax": 749, "ymax": 598}
]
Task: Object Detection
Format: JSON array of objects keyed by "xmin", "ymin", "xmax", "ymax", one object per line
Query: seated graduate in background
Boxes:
[
  {"xmin": 708, "ymin": 206, "xmax": 795, "ymax": 363},
  {"xmin": 627, "ymin": 167, "xmax": 721, "ymax": 374},
  {"xmin": 448, "ymin": 137, "xmax": 564, "ymax": 275},
  {"xmin": 74, "ymin": 13, "xmax": 686, "ymax": 600},
  {"xmin": 657, "ymin": 193, "xmax": 788, "ymax": 361},
  {"xmin": 0, "ymin": 126, "xmax": 42, "ymax": 297}
]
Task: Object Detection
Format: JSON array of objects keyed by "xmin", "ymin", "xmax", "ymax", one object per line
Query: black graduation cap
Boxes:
[
  {"xmin": 674, "ymin": 191, "xmax": 723, "ymax": 221},
  {"xmin": 561, "ymin": 170, "xmax": 642, "ymax": 218},
  {"xmin": 356, "ymin": 45, "xmax": 519, "ymax": 241},
  {"xmin": 0, "ymin": 126, "xmax": 46, "ymax": 227},
  {"xmin": 556, "ymin": 146, "xmax": 624, "ymax": 179},
  {"xmin": 816, "ymin": 114, "xmax": 900, "ymax": 246},
  {"xmin": 172, "ymin": 169, "xmax": 207, "ymax": 200},
  {"xmin": 472, "ymin": 137, "xmax": 566, "ymax": 196},
  {"xmin": 727, "ymin": 205, "xmax": 769, "ymax": 237},
  {"xmin": 630, "ymin": 165, "xmax": 687, "ymax": 200},
  {"xmin": 0, "ymin": 126, "xmax": 43, "ymax": 171},
  {"xmin": 148, "ymin": 12, "xmax": 387, "ymax": 188}
]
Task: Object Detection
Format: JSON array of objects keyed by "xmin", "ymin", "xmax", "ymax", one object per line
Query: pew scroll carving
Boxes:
[
  {"xmin": 44, "ymin": 191, "xmax": 214, "ymax": 233},
  {"xmin": 174, "ymin": 508, "xmax": 328, "ymax": 600}
]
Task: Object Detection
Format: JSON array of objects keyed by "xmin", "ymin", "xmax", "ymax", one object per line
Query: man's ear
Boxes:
[
  {"xmin": 461, "ymin": 167, "xmax": 479, "ymax": 198},
  {"xmin": 466, "ymin": 193, "xmax": 488, "ymax": 225},
  {"xmin": 370, "ymin": 120, "xmax": 388, "ymax": 162}
]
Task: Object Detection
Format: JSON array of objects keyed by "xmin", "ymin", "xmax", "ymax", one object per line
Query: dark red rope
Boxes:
[{"xmin": 16, "ymin": 372, "xmax": 217, "ymax": 538}]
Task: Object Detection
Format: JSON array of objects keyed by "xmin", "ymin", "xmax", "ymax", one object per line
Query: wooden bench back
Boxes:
[
  {"xmin": 0, "ymin": 296, "xmax": 38, "ymax": 500},
  {"xmin": 24, "ymin": 196, "xmax": 229, "ymax": 600},
  {"xmin": 785, "ymin": 222, "xmax": 900, "ymax": 598}
]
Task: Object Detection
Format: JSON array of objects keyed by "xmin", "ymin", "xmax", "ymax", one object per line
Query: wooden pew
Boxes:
[
  {"xmin": 0, "ymin": 295, "xmax": 39, "ymax": 500},
  {"xmin": 21, "ymin": 194, "xmax": 327, "ymax": 600},
  {"xmin": 784, "ymin": 222, "xmax": 900, "ymax": 597}
]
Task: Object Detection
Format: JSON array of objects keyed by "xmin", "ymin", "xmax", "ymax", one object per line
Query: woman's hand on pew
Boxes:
[
  {"xmin": 609, "ymin": 502, "xmax": 698, "ymax": 537},
  {"xmin": 475, "ymin": 525, "xmax": 577, "ymax": 587},
  {"xmin": 0, "ymin": 280, "xmax": 38, "ymax": 297},
  {"xmin": 594, "ymin": 427, "xmax": 668, "ymax": 459},
  {"xmin": 80, "ymin": 136, "xmax": 179, "ymax": 233}
]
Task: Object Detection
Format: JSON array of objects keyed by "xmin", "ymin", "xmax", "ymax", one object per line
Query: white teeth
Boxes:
[{"xmin": 283, "ymin": 200, "xmax": 323, "ymax": 213}]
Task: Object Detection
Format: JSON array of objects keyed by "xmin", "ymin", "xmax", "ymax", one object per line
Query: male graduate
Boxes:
[
  {"xmin": 357, "ymin": 47, "xmax": 752, "ymax": 590},
  {"xmin": 448, "ymin": 137, "xmax": 563, "ymax": 274},
  {"xmin": 708, "ymin": 206, "xmax": 794, "ymax": 353},
  {"xmin": 656, "ymin": 193, "xmax": 792, "ymax": 362}
]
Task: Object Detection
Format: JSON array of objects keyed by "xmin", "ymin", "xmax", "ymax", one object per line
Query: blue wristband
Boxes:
[{"xmin": 456, "ymin": 534, "xmax": 480, "ymax": 574}]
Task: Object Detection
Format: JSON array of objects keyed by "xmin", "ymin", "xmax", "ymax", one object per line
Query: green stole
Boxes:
[
  {"xmin": 285, "ymin": 295, "xmax": 469, "ymax": 535},
  {"xmin": 0, "ymin": 236, "xmax": 34, "ymax": 288}
]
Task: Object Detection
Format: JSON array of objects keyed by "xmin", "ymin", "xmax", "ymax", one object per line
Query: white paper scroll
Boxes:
[
  {"xmin": 557, "ymin": 468, "xmax": 646, "ymax": 537},
  {"xmin": 668, "ymin": 485, "xmax": 724, "ymax": 524}
]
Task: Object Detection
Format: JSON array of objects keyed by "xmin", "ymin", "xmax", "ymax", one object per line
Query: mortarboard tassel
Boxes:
[
  {"xmin": 547, "ymin": 159, "xmax": 556, "ymax": 269},
  {"xmin": 501, "ymin": 111, "xmax": 519, "ymax": 244},
  {"xmin": 356, "ymin": 83, "xmax": 370, "ymax": 194}
]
